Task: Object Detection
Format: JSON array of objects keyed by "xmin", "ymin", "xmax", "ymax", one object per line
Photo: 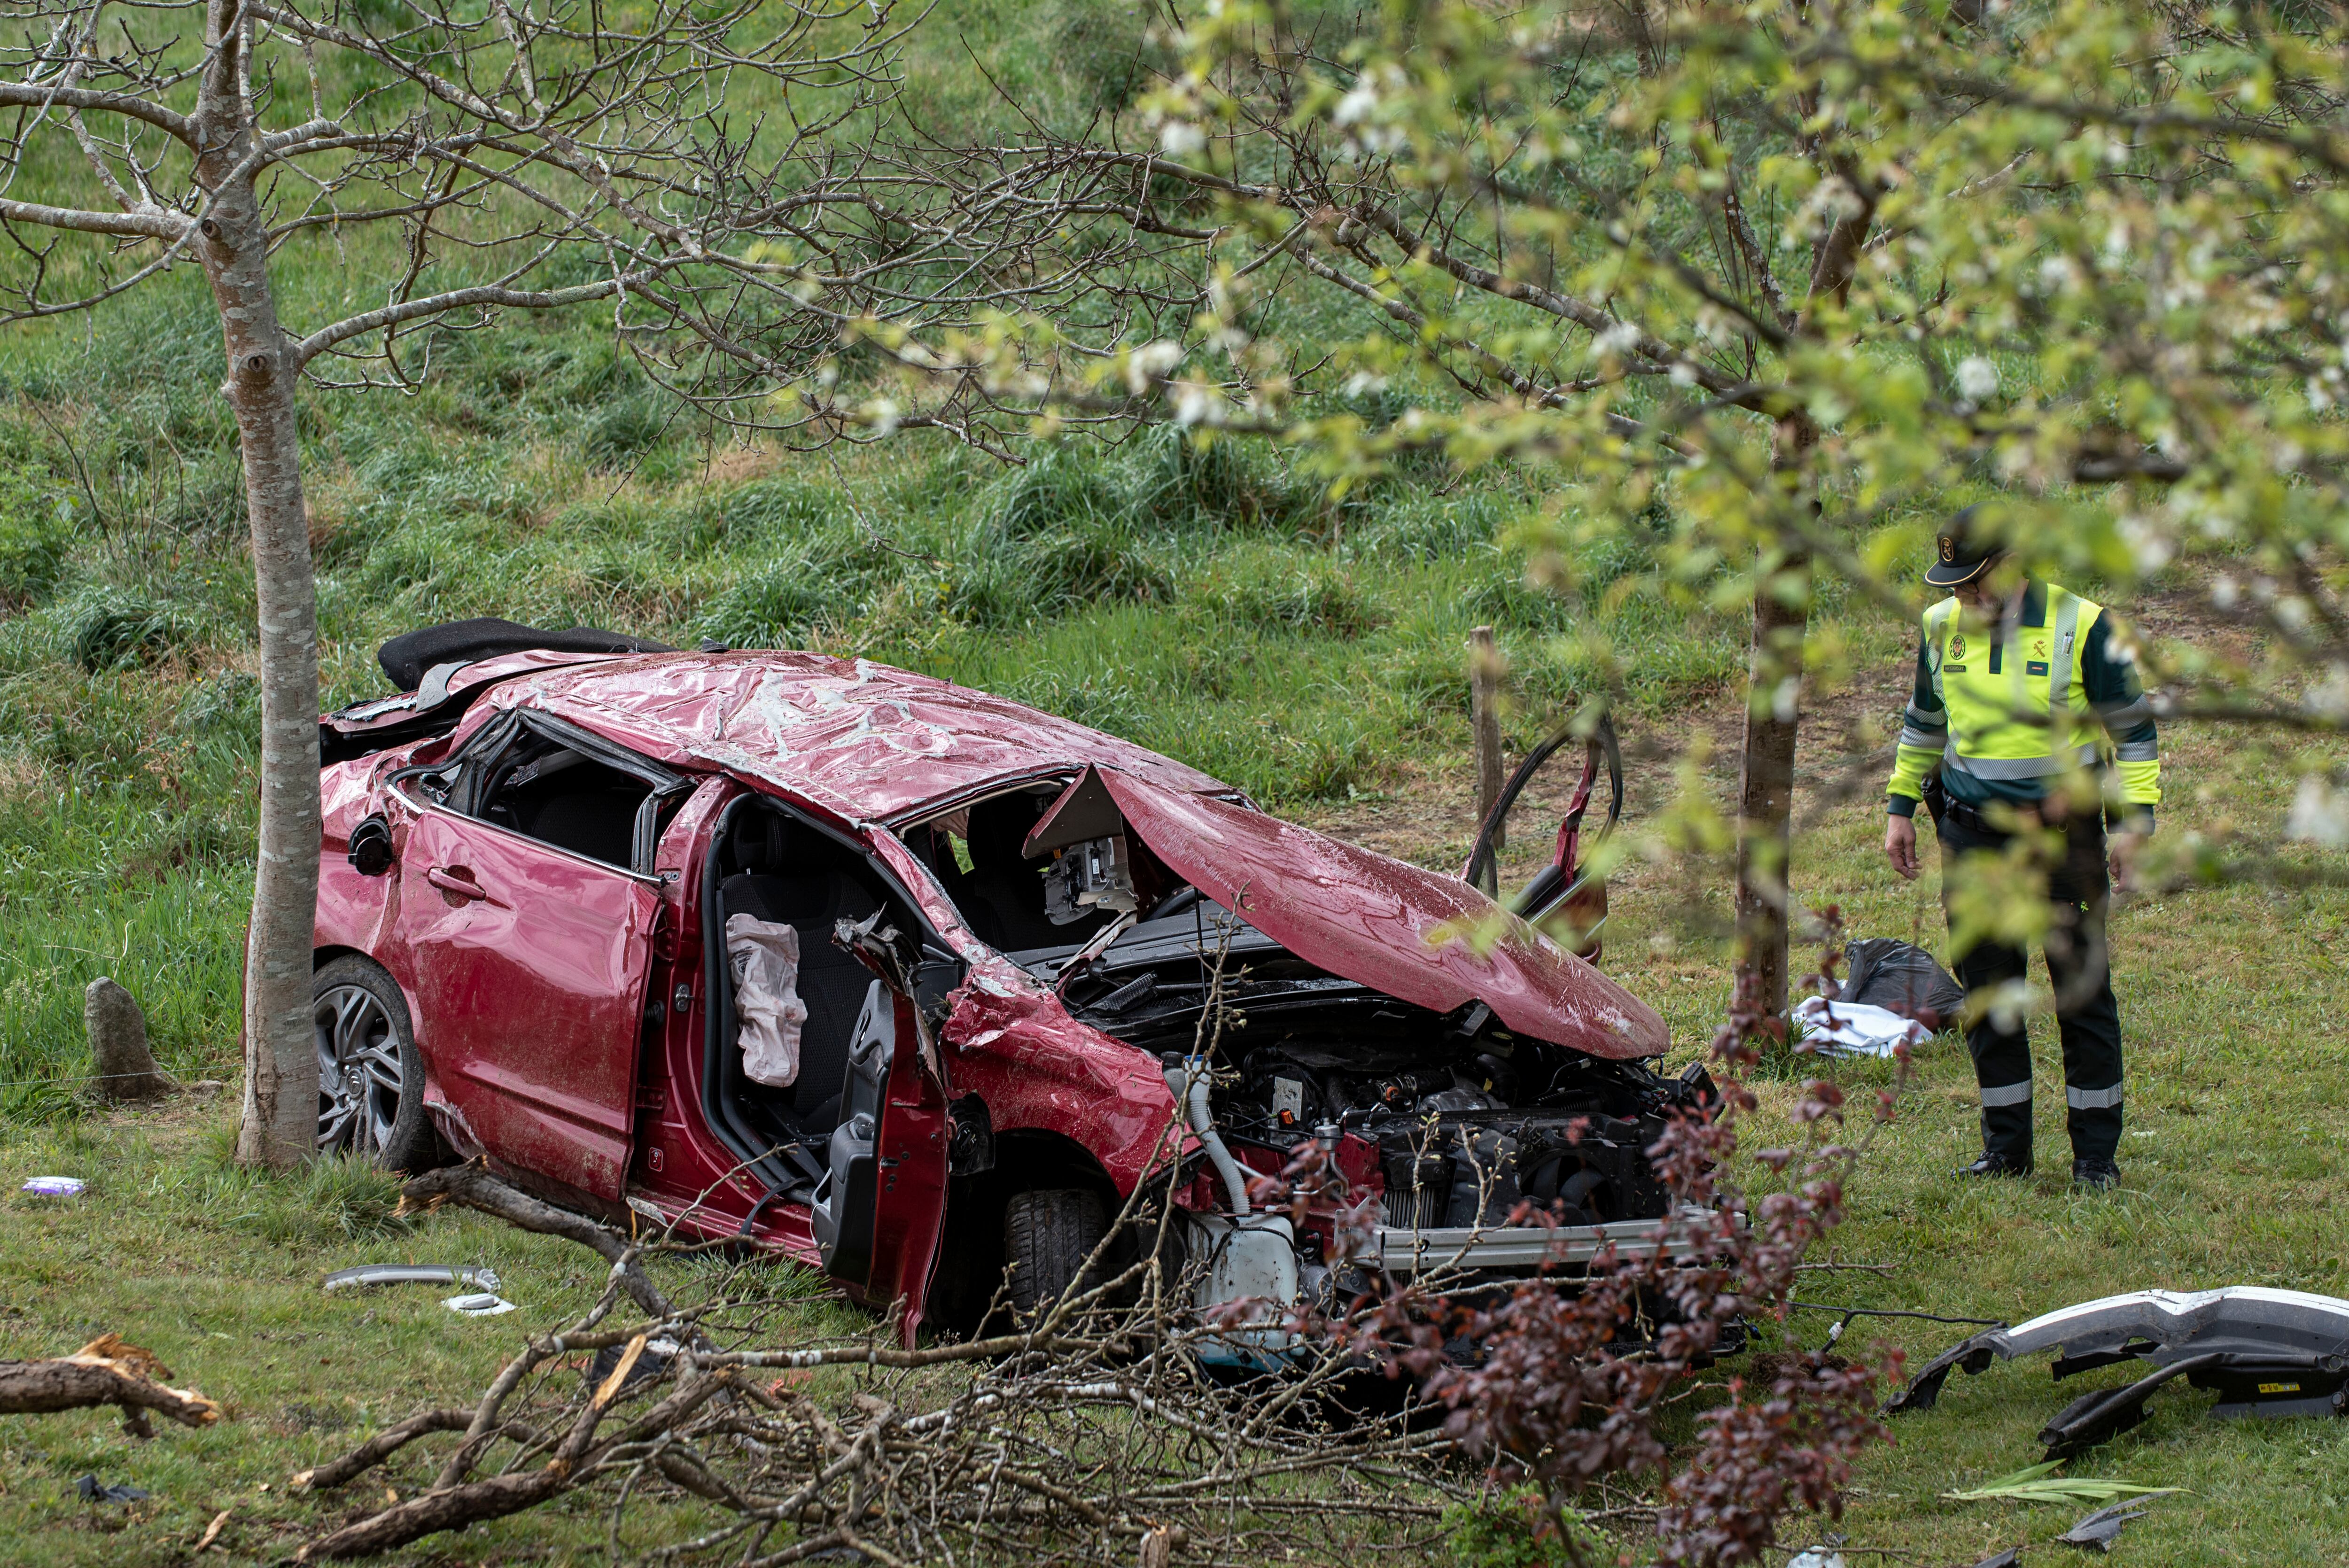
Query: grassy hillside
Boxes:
[{"xmin": 0, "ymin": 256, "xmax": 1816, "ymax": 1098}]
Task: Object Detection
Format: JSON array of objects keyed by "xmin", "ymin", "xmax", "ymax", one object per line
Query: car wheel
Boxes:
[
  {"xmin": 312, "ymin": 955, "xmax": 436, "ymax": 1172},
  {"xmin": 1003, "ymin": 1188, "xmax": 1107, "ymax": 1313}
]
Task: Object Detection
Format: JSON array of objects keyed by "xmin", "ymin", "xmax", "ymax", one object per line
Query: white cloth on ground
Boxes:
[
  {"xmin": 1792, "ymin": 994, "xmax": 1930, "ymax": 1059},
  {"xmin": 727, "ymin": 913, "xmax": 809, "ymax": 1087}
]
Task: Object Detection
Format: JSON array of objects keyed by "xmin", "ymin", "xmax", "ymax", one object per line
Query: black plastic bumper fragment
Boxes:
[
  {"xmin": 2057, "ymin": 1499, "xmax": 2157, "ymax": 1552},
  {"xmin": 1886, "ymin": 1286, "xmax": 2349, "ymax": 1422},
  {"xmin": 2038, "ymin": 1351, "xmax": 2221, "ymax": 1459}
]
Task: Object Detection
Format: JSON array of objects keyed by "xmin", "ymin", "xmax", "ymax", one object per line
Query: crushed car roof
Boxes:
[
  {"xmin": 486, "ymin": 652, "xmax": 1232, "ymax": 820},
  {"xmin": 481, "ymin": 653, "xmax": 1668, "ymax": 1057}
]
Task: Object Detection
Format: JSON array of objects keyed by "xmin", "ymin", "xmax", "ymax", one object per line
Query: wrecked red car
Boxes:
[{"xmin": 310, "ymin": 621, "xmax": 1714, "ymax": 1344}]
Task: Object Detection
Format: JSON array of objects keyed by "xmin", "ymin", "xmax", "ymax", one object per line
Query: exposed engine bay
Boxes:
[{"xmin": 1009, "ymin": 899, "xmax": 1717, "ymax": 1288}]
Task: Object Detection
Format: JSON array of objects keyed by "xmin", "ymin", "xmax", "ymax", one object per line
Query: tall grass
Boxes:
[
  {"xmin": 0, "ymin": 0, "xmax": 1762, "ymax": 1103},
  {"xmin": 0, "ymin": 292, "xmax": 1759, "ymax": 1096}
]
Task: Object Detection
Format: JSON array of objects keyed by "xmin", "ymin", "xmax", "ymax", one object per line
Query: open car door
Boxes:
[{"xmin": 807, "ymin": 921, "xmax": 952, "ymax": 1345}]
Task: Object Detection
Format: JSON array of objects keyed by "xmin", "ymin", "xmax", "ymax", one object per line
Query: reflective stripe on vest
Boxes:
[{"xmin": 1927, "ymin": 583, "xmax": 2101, "ymax": 780}]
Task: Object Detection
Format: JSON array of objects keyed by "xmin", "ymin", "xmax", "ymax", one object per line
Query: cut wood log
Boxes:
[{"xmin": 0, "ymin": 1335, "xmax": 220, "ymax": 1438}]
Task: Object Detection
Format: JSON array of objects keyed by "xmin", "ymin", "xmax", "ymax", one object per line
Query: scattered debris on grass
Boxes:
[
  {"xmin": 1888, "ymin": 1286, "xmax": 2349, "ymax": 1431},
  {"xmin": 74, "ymin": 1475, "xmax": 150, "ymax": 1503},
  {"xmin": 1792, "ymin": 995, "xmax": 1930, "ymax": 1059},
  {"xmin": 321, "ymin": 1264, "xmax": 501, "ymax": 1294},
  {"xmin": 2057, "ymin": 1498, "xmax": 2164, "ymax": 1552},
  {"xmin": 441, "ymin": 1291, "xmax": 517, "ymax": 1317},
  {"xmin": 291, "ymin": 1165, "xmax": 1462, "ymax": 1563},
  {"xmin": 20, "ymin": 1176, "xmax": 85, "ymax": 1196}
]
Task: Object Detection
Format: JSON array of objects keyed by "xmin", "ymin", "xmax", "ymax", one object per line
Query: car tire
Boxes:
[
  {"xmin": 312, "ymin": 955, "xmax": 437, "ymax": 1172},
  {"xmin": 1003, "ymin": 1188, "xmax": 1107, "ymax": 1313}
]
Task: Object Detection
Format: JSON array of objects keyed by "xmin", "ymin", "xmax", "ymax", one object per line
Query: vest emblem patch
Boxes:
[{"xmin": 1949, "ymin": 633, "xmax": 1968, "ymax": 660}]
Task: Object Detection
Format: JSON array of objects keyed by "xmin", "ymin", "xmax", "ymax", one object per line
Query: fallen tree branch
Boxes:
[
  {"xmin": 398, "ymin": 1161, "xmax": 673, "ymax": 1317},
  {"xmin": 0, "ymin": 1335, "xmax": 220, "ymax": 1438},
  {"xmin": 294, "ymin": 1410, "xmax": 537, "ymax": 1492}
]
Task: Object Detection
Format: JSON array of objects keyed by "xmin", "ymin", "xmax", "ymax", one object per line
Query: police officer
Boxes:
[{"xmin": 1882, "ymin": 508, "xmax": 2159, "ymax": 1189}]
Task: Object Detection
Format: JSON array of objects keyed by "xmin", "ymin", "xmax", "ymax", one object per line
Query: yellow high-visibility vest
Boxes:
[{"xmin": 1921, "ymin": 583, "xmax": 2107, "ymax": 783}]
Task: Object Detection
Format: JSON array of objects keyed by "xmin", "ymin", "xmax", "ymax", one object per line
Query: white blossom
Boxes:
[
  {"xmin": 2117, "ymin": 512, "xmax": 2174, "ymax": 572},
  {"xmin": 1169, "ymin": 379, "xmax": 1222, "ymax": 426},
  {"xmin": 1955, "ymin": 356, "xmax": 2000, "ymax": 401},
  {"xmin": 2303, "ymin": 662, "xmax": 2349, "ymax": 721},
  {"xmin": 1595, "ymin": 321, "xmax": 1641, "ymax": 356},
  {"xmin": 2287, "ymin": 775, "xmax": 2349, "ymax": 846},
  {"xmin": 1123, "ymin": 339, "xmax": 1182, "ymax": 394}
]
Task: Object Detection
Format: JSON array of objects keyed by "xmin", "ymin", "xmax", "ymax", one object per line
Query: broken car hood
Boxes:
[{"xmin": 1096, "ymin": 770, "xmax": 1668, "ymax": 1060}]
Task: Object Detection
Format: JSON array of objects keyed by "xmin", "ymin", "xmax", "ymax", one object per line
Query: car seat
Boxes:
[
  {"xmin": 719, "ymin": 814, "xmax": 881, "ymax": 1136},
  {"xmin": 949, "ymin": 794, "xmax": 1075, "ymax": 954}
]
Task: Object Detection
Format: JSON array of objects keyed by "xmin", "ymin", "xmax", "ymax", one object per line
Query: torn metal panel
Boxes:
[
  {"xmin": 1093, "ymin": 769, "xmax": 1669, "ymax": 1059},
  {"xmin": 934, "ymin": 974, "xmax": 1183, "ymax": 1195}
]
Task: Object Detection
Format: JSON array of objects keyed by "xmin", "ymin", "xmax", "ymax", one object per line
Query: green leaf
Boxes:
[{"xmin": 1943, "ymin": 1462, "xmax": 2185, "ymax": 1506}]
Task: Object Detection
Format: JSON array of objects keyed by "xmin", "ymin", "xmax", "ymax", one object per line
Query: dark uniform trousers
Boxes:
[{"xmin": 1935, "ymin": 802, "xmax": 2125, "ymax": 1164}]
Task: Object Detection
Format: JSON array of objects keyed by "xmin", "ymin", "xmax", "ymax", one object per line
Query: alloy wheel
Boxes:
[{"xmin": 315, "ymin": 983, "xmax": 403, "ymax": 1158}]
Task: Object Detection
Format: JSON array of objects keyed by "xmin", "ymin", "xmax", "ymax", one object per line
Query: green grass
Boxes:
[
  {"xmin": 0, "ymin": 5, "xmax": 2342, "ymax": 1561},
  {"xmin": 0, "ymin": 1103, "xmax": 864, "ymax": 1563},
  {"xmin": 1602, "ymin": 718, "xmax": 2349, "ymax": 1565}
]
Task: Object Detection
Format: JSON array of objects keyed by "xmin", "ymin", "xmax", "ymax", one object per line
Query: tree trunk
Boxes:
[
  {"xmin": 199, "ymin": 4, "xmax": 320, "ymax": 1169},
  {"xmin": 1734, "ymin": 412, "xmax": 1820, "ymax": 1022},
  {"xmin": 1732, "ymin": 549, "xmax": 1810, "ymax": 1020}
]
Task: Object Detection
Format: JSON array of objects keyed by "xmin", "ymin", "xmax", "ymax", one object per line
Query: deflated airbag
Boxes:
[{"xmin": 727, "ymin": 914, "xmax": 809, "ymax": 1088}]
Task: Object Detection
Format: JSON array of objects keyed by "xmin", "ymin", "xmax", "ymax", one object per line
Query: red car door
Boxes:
[
  {"xmin": 864, "ymin": 982, "xmax": 950, "ymax": 1337},
  {"xmin": 394, "ymin": 804, "xmax": 659, "ymax": 1201}
]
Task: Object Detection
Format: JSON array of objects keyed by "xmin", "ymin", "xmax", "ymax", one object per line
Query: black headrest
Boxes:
[
  {"xmin": 377, "ymin": 617, "xmax": 674, "ymax": 691},
  {"xmin": 965, "ymin": 793, "xmax": 1046, "ymax": 872},
  {"xmin": 728, "ymin": 813, "xmax": 791, "ymax": 873}
]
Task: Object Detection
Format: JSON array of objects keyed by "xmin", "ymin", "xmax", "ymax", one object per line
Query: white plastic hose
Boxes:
[{"xmin": 1167, "ymin": 1058, "xmax": 1250, "ymax": 1217}]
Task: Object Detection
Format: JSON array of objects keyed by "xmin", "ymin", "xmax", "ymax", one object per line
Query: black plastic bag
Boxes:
[{"xmin": 1834, "ymin": 938, "xmax": 1965, "ymax": 1028}]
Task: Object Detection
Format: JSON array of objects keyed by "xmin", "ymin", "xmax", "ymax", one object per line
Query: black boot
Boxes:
[
  {"xmin": 2071, "ymin": 1156, "xmax": 2121, "ymax": 1190},
  {"xmin": 1959, "ymin": 1151, "xmax": 2032, "ymax": 1179}
]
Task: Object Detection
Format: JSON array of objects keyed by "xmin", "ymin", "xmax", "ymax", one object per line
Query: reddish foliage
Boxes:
[{"xmin": 1272, "ymin": 930, "xmax": 1909, "ymax": 1566}]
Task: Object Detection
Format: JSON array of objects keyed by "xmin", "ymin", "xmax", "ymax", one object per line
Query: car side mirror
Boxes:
[{"xmin": 348, "ymin": 813, "xmax": 396, "ymax": 877}]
